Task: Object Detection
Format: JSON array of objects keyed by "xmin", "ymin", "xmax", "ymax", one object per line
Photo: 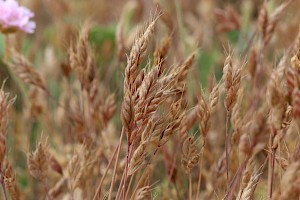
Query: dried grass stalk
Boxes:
[{"xmin": 121, "ymin": 15, "xmax": 158, "ymax": 139}]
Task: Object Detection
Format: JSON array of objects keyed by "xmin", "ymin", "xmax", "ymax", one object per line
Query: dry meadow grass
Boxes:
[{"xmin": 1, "ymin": 0, "xmax": 300, "ymax": 199}]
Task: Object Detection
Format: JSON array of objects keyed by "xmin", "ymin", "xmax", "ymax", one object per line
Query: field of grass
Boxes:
[{"xmin": 1, "ymin": 0, "xmax": 300, "ymax": 199}]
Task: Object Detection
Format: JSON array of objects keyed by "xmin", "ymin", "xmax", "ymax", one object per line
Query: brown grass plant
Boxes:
[{"xmin": 3, "ymin": 1, "xmax": 300, "ymax": 199}]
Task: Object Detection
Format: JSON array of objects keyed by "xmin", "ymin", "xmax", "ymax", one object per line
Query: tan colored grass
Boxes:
[
  {"xmin": 2, "ymin": 159, "xmax": 20, "ymax": 200},
  {"xmin": 27, "ymin": 138, "xmax": 48, "ymax": 183},
  {"xmin": 121, "ymin": 15, "xmax": 158, "ymax": 139},
  {"xmin": 8, "ymin": 49, "xmax": 48, "ymax": 92},
  {"xmin": 237, "ymin": 171, "xmax": 261, "ymax": 200},
  {"xmin": 48, "ymin": 177, "xmax": 68, "ymax": 199},
  {"xmin": 4, "ymin": 1, "xmax": 300, "ymax": 200},
  {"xmin": 0, "ymin": 86, "xmax": 15, "ymax": 166},
  {"xmin": 69, "ymin": 21, "xmax": 95, "ymax": 90},
  {"xmin": 128, "ymin": 143, "xmax": 147, "ymax": 175},
  {"xmin": 181, "ymin": 135, "xmax": 200, "ymax": 172},
  {"xmin": 68, "ymin": 154, "xmax": 82, "ymax": 194}
]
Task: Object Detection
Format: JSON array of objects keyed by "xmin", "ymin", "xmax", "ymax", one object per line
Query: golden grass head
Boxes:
[{"xmin": 27, "ymin": 137, "xmax": 48, "ymax": 183}]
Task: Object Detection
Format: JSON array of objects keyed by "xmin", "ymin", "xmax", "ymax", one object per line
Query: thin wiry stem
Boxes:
[
  {"xmin": 124, "ymin": 173, "xmax": 134, "ymax": 200},
  {"xmin": 115, "ymin": 167, "xmax": 126, "ymax": 200},
  {"xmin": 116, "ymin": 140, "xmax": 135, "ymax": 199},
  {"xmin": 268, "ymin": 127, "xmax": 277, "ymax": 199},
  {"xmin": 93, "ymin": 143, "xmax": 119, "ymax": 200},
  {"xmin": 196, "ymin": 137, "xmax": 205, "ymax": 199},
  {"xmin": 225, "ymin": 110, "xmax": 231, "ymax": 188},
  {"xmin": 108, "ymin": 127, "xmax": 125, "ymax": 200},
  {"xmin": 224, "ymin": 164, "xmax": 244, "ymax": 200},
  {"xmin": 269, "ymin": 147, "xmax": 276, "ymax": 199},
  {"xmin": 122, "ymin": 145, "xmax": 131, "ymax": 199},
  {"xmin": 189, "ymin": 171, "xmax": 192, "ymax": 200}
]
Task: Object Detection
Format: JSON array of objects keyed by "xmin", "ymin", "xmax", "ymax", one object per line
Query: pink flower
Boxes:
[{"xmin": 0, "ymin": 0, "xmax": 36, "ymax": 34}]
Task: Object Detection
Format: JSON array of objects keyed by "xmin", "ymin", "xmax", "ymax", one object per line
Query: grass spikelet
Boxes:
[
  {"xmin": 27, "ymin": 137, "xmax": 49, "ymax": 198},
  {"xmin": 238, "ymin": 172, "xmax": 261, "ymax": 200},
  {"xmin": 133, "ymin": 182, "xmax": 157, "ymax": 200},
  {"xmin": 69, "ymin": 21, "xmax": 95, "ymax": 90},
  {"xmin": 179, "ymin": 105, "xmax": 199, "ymax": 140},
  {"xmin": 198, "ymin": 91, "xmax": 210, "ymax": 138},
  {"xmin": 0, "ymin": 86, "xmax": 15, "ymax": 166},
  {"xmin": 68, "ymin": 154, "xmax": 83, "ymax": 193},
  {"xmin": 223, "ymin": 48, "xmax": 242, "ymax": 186},
  {"xmin": 225, "ymin": 64, "xmax": 241, "ymax": 111},
  {"xmin": 181, "ymin": 135, "xmax": 200, "ymax": 200},
  {"xmin": 124, "ymin": 14, "xmax": 158, "ymax": 93},
  {"xmin": 27, "ymin": 138, "xmax": 48, "ymax": 183},
  {"xmin": 176, "ymin": 52, "xmax": 196, "ymax": 84},
  {"xmin": 128, "ymin": 143, "xmax": 147, "ymax": 175},
  {"xmin": 134, "ymin": 65, "xmax": 160, "ymax": 123},
  {"xmin": 208, "ymin": 80, "xmax": 220, "ymax": 114},
  {"xmin": 154, "ymin": 35, "xmax": 171, "ymax": 75},
  {"xmin": 8, "ymin": 49, "xmax": 47, "ymax": 92},
  {"xmin": 181, "ymin": 136, "xmax": 200, "ymax": 172},
  {"xmin": 101, "ymin": 94, "xmax": 117, "ymax": 125},
  {"xmin": 259, "ymin": 1, "xmax": 293, "ymax": 45},
  {"xmin": 258, "ymin": 4, "xmax": 268, "ymax": 42},
  {"xmin": 223, "ymin": 53, "xmax": 233, "ymax": 91},
  {"xmin": 131, "ymin": 165, "xmax": 153, "ymax": 199},
  {"xmin": 121, "ymin": 14, "xmax": 159, "ymax": 139},
  {"xmin": 2, "ymin": 159, "xmax": 20, "ymax": 200},
  {"xmin": 236, "ymin": 158, "xmax": 255, "ymax": 199},
  {"xmin": 157, "ymin": 100, "xmax": 183, "ymax": 146}
]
